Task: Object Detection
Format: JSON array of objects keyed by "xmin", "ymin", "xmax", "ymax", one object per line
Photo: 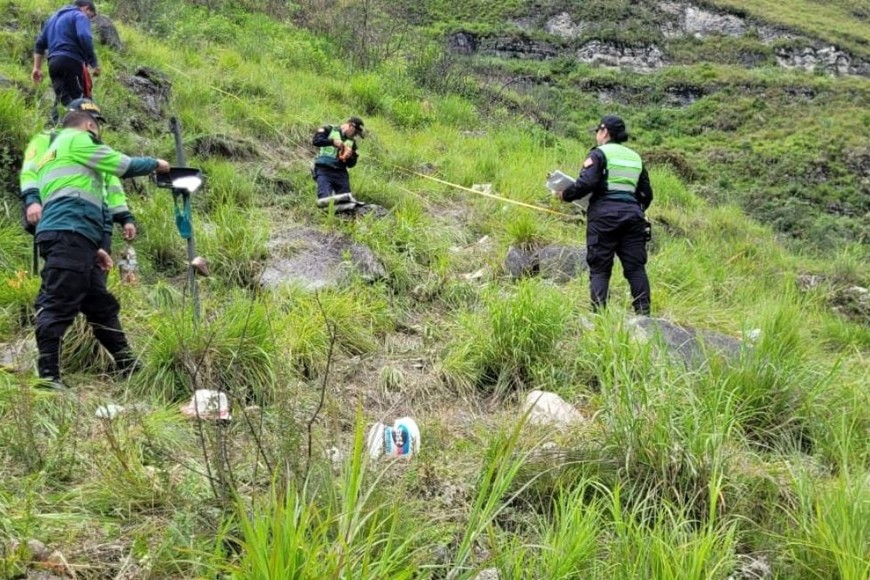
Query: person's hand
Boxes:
[
  {"xmin": 91, "ymin": 66, "xmax": 101, "ymax": 77},
  {"xmin": 31, "ymin": 69, "xmax": 43, "ymax": 84},
  {"xmin": 155, "ymin": 159, "xmax": 170, "ymax": 173},
  {"xmin": 333, "ymin": 139, "xmax": 343, "ymax": 149},
  {"xmin": 552, "ymin": 189, "xmax": 564, "ymax": 201},
  {"xmin": 26, "ymin": 203, "xmax": 42, "ymax": 225},
  {"xmin": 96, "ymin": 249, "xmax": 113, "ymax": 271},
  {"xmin": 123, "ymin": 223, "xmax": 137, "ymax": 240}
]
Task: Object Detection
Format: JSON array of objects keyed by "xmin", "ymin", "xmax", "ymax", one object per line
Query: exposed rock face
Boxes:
[
  {"xmin": 448, "ymin": 31, "xmax": 477, "ymax": 55},
  {"xmin": 775, "ymin": 46, "xmax": 868, "ymax": 76},
  {"xmin": 261, "ymin": 227, "xmax": 385, "ymax": 290},
  {"xmin": 660, "ymin": 2, "xmax": 746, "ymax": 38},
  {"xmin": 92, "ymin": 14, "xmax": 122, "ymax": 51},
  {"xmin": 544, "ymin": 12, "xmax": 588, "ymax": 39},
  {"xmin": 576, "ymin": 41, "xmax": 666, "ymax": 71},
  {"xmin": 628, "ymin": 316, "xmax": 744, "ymax": 367},
  {"xmin": 479, "ymin": 37, "xmax": 559, "ymax": 60}
]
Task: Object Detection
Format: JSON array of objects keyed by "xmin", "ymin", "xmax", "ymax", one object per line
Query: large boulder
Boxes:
[
  {"xmin": 119, "ymin": 67, "xmax": 171, "ymax": 120},
  {"xmin": 260, "ymin": 227, "xmax": 386, "ymax": 290},
  {"xmin": 92, "ymin": 14, "xmax": 122, "ymax": 51},
  {"xmin": 628, "ymin": 316, "xmax": 744, "ymax": 367},
  {"xmin": 504, "ymin": 244, "xmax": 588, "ymax": 282}
]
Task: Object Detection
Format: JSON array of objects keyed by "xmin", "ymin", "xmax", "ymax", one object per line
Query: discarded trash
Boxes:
[
  {"xmin": 190, "ymin": 255, "xmax": 210, "ymax": 277},
  {"xmin": 366, "ymin": 417, "xmax": 420, "ymax": 460},
  {"xmin": 118, "ymin": 246, "xmax": 139, "ymax": 285},
  {"xmin": 181, "ymin": 389, "xmax": 231, "ymax": 421},
  {"xmin": 95, "ymin": 404, "xmax": 125, "ymax": 419}
]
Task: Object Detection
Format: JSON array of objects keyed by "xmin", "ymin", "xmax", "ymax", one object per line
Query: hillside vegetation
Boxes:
[{"xmin": 0, "ymin": 0, "xmax": 869, "ymax": 578}]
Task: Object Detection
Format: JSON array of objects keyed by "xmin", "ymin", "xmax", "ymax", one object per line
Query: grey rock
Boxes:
[
  {"xmin": 92, "ymin": 15, "xmax": 122, "ymax": 51},
  {"xmin": 119, "ymin": 66, "xmax": 170, "ymax": 119},
  {"xmin": 576, "ymin": 41, "xmax": 665, "ymax": 71},
  {"xmin": 473, "ymin": 568, "xmax": 500, "ymax": 580},
  {"xmin": 260, "ymin": 228, "xmax": 385, "ymax": 290},
  {"xmin": 796, "ymin": 274, "xmax": 825, "ymax": 291},
  {"xmin": 0, "ymin": 338, "xmax": 37, "ymax": 373},
  {"xmin": 535, "ymin": 244, "xmax": 588, "ymax": 282},
  {"xmin": 523, "ymin": 390, "xmax": 584, "ymax": 428},
  {"xmin": 0, "ymin": 75, "xmax": 13, "ymax": 89},
  {"xmin": 448, "ymin": 31, "xmax": 477, "ymax": 55},
  {"xmin": 480, "ymin": 37, "xmax": 559, "ymax": 60},
  {"xmin": 629, "ymin": 316, "xmax": 744, "ymax": 367},
  {"xmin": 504, "ymin": 246, "xmax": 535, "ymax": 279},
  {"xmin": 774, "ymin": 46, "xmax": 865, "ymax": 76},
  {"xmin": 544, "ymin": 12, "xmax": 588, "ymax": 39}
]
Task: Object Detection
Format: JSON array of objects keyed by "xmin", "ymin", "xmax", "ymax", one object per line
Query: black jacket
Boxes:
[{"xmin": 562, "ymin": 147, "xmax": 653, "ymax": 210}]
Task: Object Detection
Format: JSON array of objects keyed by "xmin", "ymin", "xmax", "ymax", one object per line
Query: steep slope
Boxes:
[{"xmin": 0, "ymin": 0, "xmax": 868, "ymax": 577}]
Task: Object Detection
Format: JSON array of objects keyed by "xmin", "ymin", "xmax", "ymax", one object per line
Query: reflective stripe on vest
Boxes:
[
  {"xmin": 37, "ymin": 129, "xmax": 105, "ymax": 210},
  {"xmin": 43, "ymin": 186, "xmax": 103, "ymax": 208},
  {"xmin": 597, "ymin": 143, "xmax": 642, "ymax": 199}
]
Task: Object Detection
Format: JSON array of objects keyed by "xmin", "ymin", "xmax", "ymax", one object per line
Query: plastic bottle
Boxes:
[{"xmin": 119, "ymin": 246, "xmax": 139, "ymax": 285}]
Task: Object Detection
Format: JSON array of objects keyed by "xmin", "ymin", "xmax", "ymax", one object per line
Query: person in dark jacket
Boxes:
[
  {"xmin": 32, "ymin": 0, "xmax": 100, "ymax": 120},
  {"xmin": 311, "ymin": 116, "xmax": 364, "ymax": 199},
  {"xmin": 26, "ymin": 110, "xmax": 169, "ymax": 389},
  {"xmin": 554, "ymin": 115, "xmax": 653, "ymax": 315}
]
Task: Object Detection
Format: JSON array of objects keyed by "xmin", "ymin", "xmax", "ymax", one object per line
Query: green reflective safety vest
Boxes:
[
  {"xmin": 315, "ymin": 126, "xmax": 355, "ymax": 168},
  {"xmin": 597, "ymin": 143, "xmax": 643, "ymax": 203},
  {"xmin": 34, "ymin": 128, "xmax": 132, "ymax": 245},
  {"xmin": 21, "ymin": 131, "xmax": 132, "ymax": 224}
]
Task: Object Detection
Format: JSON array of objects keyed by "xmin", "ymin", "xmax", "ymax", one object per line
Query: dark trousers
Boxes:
[
  {"xmin": 313, "ymin": 165, "xmax": 351, "ymax": 198},
  {"xmin": 34, "ymin": 231, "xmax": 132, "ymax": 380},
  {"xmin": 48, "ymin": 55, "xmax": 91, "ymax": 121},
  {"xmin": 586, "ymin": 202, "xmax": 651, "ymax": 315}
]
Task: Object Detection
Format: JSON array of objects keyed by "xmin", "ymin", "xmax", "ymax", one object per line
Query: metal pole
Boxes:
[{"xmin": 169, "ymin": 117, "xmax": 200, "ymax": 327}]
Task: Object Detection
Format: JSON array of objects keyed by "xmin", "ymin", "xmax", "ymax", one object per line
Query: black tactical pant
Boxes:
[
  {"xmin": 48, "ymin": 55, "xmax": 90, "ymax": 106},
  {"xmin": 313, "ymin": 165, "xmax": 351, "ymax": 198},
  {"xmin": 34, "ymin": 231, "xmax": 133, "ymax": 380},
  {"xmin": 586, "ymin": 201, "xmax": 651, "ymax": 315}
]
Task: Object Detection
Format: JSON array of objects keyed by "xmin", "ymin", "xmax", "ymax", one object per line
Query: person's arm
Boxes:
[
  {"xmin": 635, "ymin": 167, "xmax": 653, "ymax": 210},
  {"xmin": 312, "ymin": 126, "xmax": 336, "ymax": 147},
  {"xmin": 106, "ymin": 175, "xmax": 136, "ymax": 239},
  {"xmin": 560, "ymin": 149, "xmax": 605, "ymax": 202},
  {"xmin": 32, "ymin": 27, "xmax": 47, "ymax": 83},
  {"xmin": 71, "ymin": 133, "xmax": 165, "ymax": 177},
  {"xmin": 20, "ymin": 136, "xmax": 46, "ymax": 229},
  {"xmin": 73, "ymin": 11, "xmax": 98, "ymax": 68}
]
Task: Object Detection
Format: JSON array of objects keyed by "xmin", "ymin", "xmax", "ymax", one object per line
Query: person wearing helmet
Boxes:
[
  {"xmin": 553, "ymin": 115, "xmax": 653, "ymax": 315},
  {"xmin": 20, "ymin": 99, "xmax": 137, "ymax": 248},
  {"xmin": 311, "ymin": 116, "xmax": 364, "ymax": 200},
  {"xmin": 23, "ymin": 106, "xmax": 170, "ymax": 390},
  {"xmin": 32, "ymin": 1, "xmax": 102, "ymax": 122}
]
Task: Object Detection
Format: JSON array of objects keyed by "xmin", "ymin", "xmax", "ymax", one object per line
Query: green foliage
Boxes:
[{"xmin": 443, "ymin": 279, "xmax": 572, "ymax": 391}]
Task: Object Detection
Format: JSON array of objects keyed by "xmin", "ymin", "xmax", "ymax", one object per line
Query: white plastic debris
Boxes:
[
  {"xmin": 180, "ymin": 389, "xmax": 231, "ymax": 421},
  {"xmin": 95, "ymin": 403, "xmax": 125, "ymax": 419},
  {"xmin": 366, "ymin": 417, "xmax": 420, "ymax": 460}
]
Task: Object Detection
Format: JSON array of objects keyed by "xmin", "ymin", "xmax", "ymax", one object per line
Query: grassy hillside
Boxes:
[
  {"xmin": 388, "ymin": 0, "xmax": 870, "ymax": 255},
  {"xmin": 1, "ymin": 0, "xmax": 869, "ymax": 577}
]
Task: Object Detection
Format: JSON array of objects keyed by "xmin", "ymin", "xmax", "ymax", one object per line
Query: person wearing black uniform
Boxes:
[
  {"xmin": 311, "ymin": 116, "xmax": 364, "ymax": 199},
  {"xmin": 555, "ymin": 115, "xmax": 653, "ymax": 315}
]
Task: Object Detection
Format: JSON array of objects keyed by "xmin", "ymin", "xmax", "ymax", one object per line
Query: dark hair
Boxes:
[
  {"xmin": 62, "ymin": 110, "xmax": 99, "ymax": 128},
  {"xmin": 74, "ymin": 0, "xmax": 96, "ymax": 11}
]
